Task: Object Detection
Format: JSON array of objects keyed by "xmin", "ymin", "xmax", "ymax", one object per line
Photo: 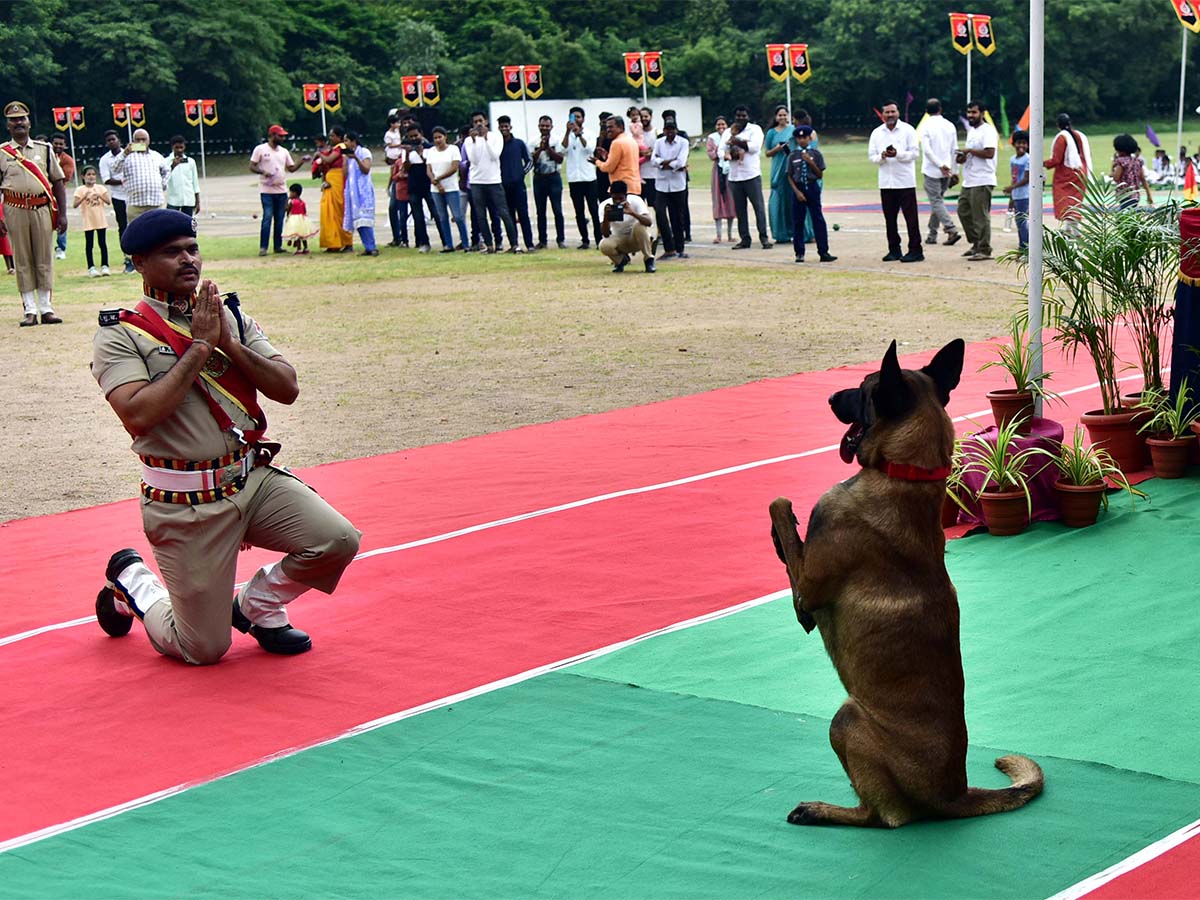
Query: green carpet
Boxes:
[{"xmin": 5, "ymin": 480, "xmax": 1200, "ymax": 899}]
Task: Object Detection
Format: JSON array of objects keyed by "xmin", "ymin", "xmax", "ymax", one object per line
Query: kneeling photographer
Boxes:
[{"xmin": 598, "ymin": 180, "xmax": 655, "ymax": 274}]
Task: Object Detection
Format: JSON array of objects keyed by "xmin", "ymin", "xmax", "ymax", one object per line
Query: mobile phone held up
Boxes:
[
  {"xmin": 130, "ymin": 142, "xmax": 148, "ymax": 152},
  {"xmin": 606, "ymin": 203, "xmax": 625, "ymax": 222}
]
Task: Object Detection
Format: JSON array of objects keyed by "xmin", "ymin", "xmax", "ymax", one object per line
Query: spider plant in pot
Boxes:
[
  {"xmin": 1050, "ymin": 426, "xmax": 1148, "ymax": 527},
  {"xmin": 963, "ymin": 415, "xmax": 1053, "ymax": 536},
  {"xmin": 1036, "ymin": 178, "xmax": 1145, "ymax": 472},
  {"xmin": 942, "ymin": 435, "xmax": 971, "ymax": 528},
  {"xmin": 1138, "ymin": 377, "xmax": 1200, "ymax": 478},
  {"xmin": 979, "ymin": 316, "xmax": 1057, "ymax": 435}
]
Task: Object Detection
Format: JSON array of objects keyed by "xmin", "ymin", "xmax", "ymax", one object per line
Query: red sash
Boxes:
[
  {"xmin": 121, "ymin": 301, "xmax": 267, "ymax": 443},
  {"xmin": 0, "ymin": 143, "xmax": 58, "ymax": 228}
]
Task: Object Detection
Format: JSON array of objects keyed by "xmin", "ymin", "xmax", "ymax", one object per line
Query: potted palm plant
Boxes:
[
  {"xmin": 1049, "ymin": 426, "xmax": 1147, "ymax": 527},
  {"xmin": 979, "ymin": 316, "xmax": 1056, "ymax": 434},
  {"xmin": 963, "ymin": 415, "xmax": 1053, "ymax": 536},
  {"xmin": 1119, "ymin": 203, "xmax": 1182, "ymax": 404},
  {"xmin": 1031, "ymin": 178, "xmax": 1171, "ymax": 473},
  {"xmin": 1138, "ymin": 378, "xmax": 1200, "ymax": 478}
]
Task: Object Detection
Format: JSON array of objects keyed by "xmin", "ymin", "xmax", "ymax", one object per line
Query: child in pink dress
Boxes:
[{"xmin": 282, "ymin": 182, "xmax": 317, "ymax": 254}]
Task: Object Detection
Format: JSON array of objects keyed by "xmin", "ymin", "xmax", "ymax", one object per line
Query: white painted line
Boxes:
[
  {"xmin": 1045, "ymin": 816, "xmax": 1200, "ymax": 900},
  {"xmin": 1, "ymin": 368, "xmax": 1145, "ymax": 651},
  {"xmin": 0, "ymin": 588, "xmax": 789, "ymax": 855}
]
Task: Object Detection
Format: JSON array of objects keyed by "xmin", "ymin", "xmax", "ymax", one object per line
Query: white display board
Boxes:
[{"xmin": 486, "ymin": 95, "xmax": 705, "ymax": 146}]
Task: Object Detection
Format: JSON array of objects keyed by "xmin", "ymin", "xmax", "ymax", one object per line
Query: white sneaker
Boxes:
[
  {"xmin": 55, "ymin": 250, "xmax": 67, "ymax": 260},
  {"xmin": 88, "ymin": 266, "xmax": 99, "ymax": 278},
  {"xmin": 100, "ymin": 265, "xmax": 111, "ymax": 276}
]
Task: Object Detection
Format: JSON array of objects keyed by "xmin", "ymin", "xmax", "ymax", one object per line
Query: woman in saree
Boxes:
[
  {"xmin": 318, "ymin": 126, "xmax": 354, "ymax": 252},
  {"xmin": 764, "ymin": 105, "xmax": 797, "ymax": 243},
  {"xmin": 706, "ymin": 116, "xmax": 735, "ymax": 242}
]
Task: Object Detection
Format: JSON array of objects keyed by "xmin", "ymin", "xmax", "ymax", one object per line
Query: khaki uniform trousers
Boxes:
[
  {"xmin": 140, "ymin": 465, "xmax": 361, "ymax": 665},
  {"xmin": 128, "ymin": 203, "xmax": 163, "ymax": 222},
  {"xmin": 599, "ymin": 223, "xmax": 653, "ymax": 265},
  {"xmin": 957, "ymin": 185, "xmax": 994, "ymax": 255},
  {"xmin": 6, "ymin": 204, "xmax": 53, "ymax": 294}
]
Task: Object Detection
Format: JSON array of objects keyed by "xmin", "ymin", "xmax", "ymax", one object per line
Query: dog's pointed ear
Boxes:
[
  {"xmin": 921, "ymin": 338, "xmax": 966, "ymax": 406},
  {"xmin": 874, "ymin": 340, "xmax": 914, "ymax": 420}
]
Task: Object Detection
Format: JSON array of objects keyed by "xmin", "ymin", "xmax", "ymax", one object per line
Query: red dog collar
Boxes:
[{"xmin": 878, "ymin": 461, "xmax": 951, "ymax": 481}]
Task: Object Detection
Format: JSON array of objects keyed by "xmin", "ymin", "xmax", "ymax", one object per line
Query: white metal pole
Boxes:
[
  {"xmin": 126, "ymin": 105, "xmax": 133, "ymax": 142},
  {"xmin": 319, "ymin": 83, "xmax": 328, "ymax": 136},
  {"xmin": 66, "ymin": 111, "xmax": 79, "ymax": 186},
  {"xmin": 419, "ymin": 76, "xmax": 425, "ymax": 108},
  {"xmin": 641, "ymin": 52, "xmax": 649, "ymax": 107},
  {"xmin": 966, "ymin": 46, "xmax": 973, "ymax": 105},
  {"xmin": 198, "ymin": 114, "xmax": 207, "ymax": 186},
  {"xmin": 1028, "ymin": 0, "xmax": 1045, "ymax": 416},
  {"xmin": 1178, "ymin": 27, "xmax": 1188, "ymax": 169},
  {"xmin": 784, "ymin": 43, "xmax": 793, "ymax": 119}
]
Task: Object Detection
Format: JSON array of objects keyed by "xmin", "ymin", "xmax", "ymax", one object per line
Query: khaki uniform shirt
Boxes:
[
  {"xmin": 91, "ymin": 295, "xmax": 280, "ymax": 461},
  {"xmin": 0, "ymin": 139, "xmax": 64, "ymax": 193}
]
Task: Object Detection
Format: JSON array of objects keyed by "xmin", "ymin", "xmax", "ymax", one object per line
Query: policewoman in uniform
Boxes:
[
  {"xmin": 0, "ymin": 100, "xmax": 66, "ymax": 326},
  {"xmin": 91, "ymin": 209, "xmax": 361, "ymax": 664}
]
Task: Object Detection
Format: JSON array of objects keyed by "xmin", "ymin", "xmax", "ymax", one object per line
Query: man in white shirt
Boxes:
[
  {"xmin": 165, "ymin": 135, "xmax": 200, "ymax": 216},
  {"xmin": 598, "ymin": 179, "xmax": 656, "ymax": 274},
  {"xmin": 383, "ymin": 114, "xmax": 405, "ymax": 246},
  {"xmin": 98, "ymin": 129, "xmax": 133, "ymax": 273},
  {"xmin": 919, "ymin": 98, "xmax": 962, "ymax": 246},
  {"xmin": 249, "ymin": 124, "xmax": 306, "ymax": 256},
  {"xmin": 561, "ymin": 107, "xmax": 602, "ymax": 248},
  {"xmin": 111, "ymin": 128, "xmax": 170, "ymax": 221},
  {"xmin": 651, "ymin": 119, "xmax": 689, "ymax": 258},
  {"xmin": 464, "ymin": 110, "xmax": 518, "ymax": 253},
  {"xmin": 868, "ymin": 100, "xmax": 923, "ymax": 262},
  {"xmin": 638, "ymin": 107, "xmax": 657, "ymax": 208},
  {"xmin": 956, "ymin": 100, "xmax": 999, "ymax": 261},
  {"xmin": 726, "ymin": 105, "xmax": 772, "ymax": 249}
]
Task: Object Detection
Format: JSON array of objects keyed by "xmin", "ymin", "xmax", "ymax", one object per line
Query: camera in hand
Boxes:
[{"xmin": 606, "ymin": 203, "xmax": 625, "ymax": 222}]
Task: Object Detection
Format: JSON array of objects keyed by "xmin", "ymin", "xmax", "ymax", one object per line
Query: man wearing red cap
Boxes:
[{"xmin": 250, "ymin": 125, "xmax": 307, "ymax": 257}]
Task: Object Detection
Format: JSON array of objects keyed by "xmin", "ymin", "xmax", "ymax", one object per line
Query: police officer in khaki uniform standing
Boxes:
[
  {"xmin": 0, "ymin": 101, "xmax": 66, "ymax": 326},
  {"xmin": 91, "ymin": 209, "xmax": 361, "ymax": 665}
]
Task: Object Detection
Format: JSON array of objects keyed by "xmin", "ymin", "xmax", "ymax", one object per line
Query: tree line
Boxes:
[{"xmin": 0, "ymin": 0, "xmax": 1190, "ymax": 144}]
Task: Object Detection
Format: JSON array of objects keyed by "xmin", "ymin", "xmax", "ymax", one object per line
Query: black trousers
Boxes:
[
  {"xmin": 112, "ymin": 198, "xmax": 130, "ymax": 259},
  {"xmin": 409, "ymin": 190, "xmax": 439, "ymax": 248},
  {"xmin": 729, "ymin": 176, "xmax": 769, "ymax": 244},
  {"xmin": 656, "ymin": 189, "xmax": 688, "ymax": 255},
  {"xmin": 880, "ymin": 187, "xmax": 922, "ymax": 256},
  {"xmin": 503, "ymin": 181, "xmax": 534, "ymax": 249},
  {"xmin": 568, "ymin": 180, "xmax": 601, "ymax": 244},
  {"xmin": 532, "ymin": 173, "xmax": 565, "ymax": 246},
  {"xmin": 470, "ymin": 183, "xmax": 517, "ymax": 249},
  {"xmin": 85, "ymin": 228, "xmax": 109, "ymax": 268}
]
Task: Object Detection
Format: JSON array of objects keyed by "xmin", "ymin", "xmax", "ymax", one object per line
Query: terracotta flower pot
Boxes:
[
  {"xmin": 1120, "ymin": 392, "xmax": 1154, "ymax": 466},
  {"xmin": 986, "ymin": 389, "xmax": 1035, "ymax": 435},
  {"xmin": 1080, "ymin": 408, "xmax": 1144, "ymax": 474},
  {"xmin": 1054, "ymin": 479, "xmax": 1106, "ymax": 528},
  {"xmin": 1146, "ymin": 435, "xmax": 1195, "ymax": 479},
  {"xmin": 978, "ymin": 489, "xmax": 1029, "ymax": 536}
]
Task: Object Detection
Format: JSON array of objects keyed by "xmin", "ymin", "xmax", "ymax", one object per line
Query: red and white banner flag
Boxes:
[
  {"xmin": 971, "ymin": 14, "xmax": 996, "ymax": 56},
  {"xmin": 401, "ymin": 76, "xmax": 420, "ymax": 108},
  {"xmin": 644, "ymin": 52, "xmax": 663, "ymax": 86},
  {"xmin": 184, "ymin": 100, "xmax": 201, "ymax": 126},
  {"xmin": 949, "ymin": 12, "xmax": 973, "ymax": 54},
  {"xmin": 623, "ymin": 52, "xmax": 644, "ymax": 88},
  {"xmin": 523, "ymin": 65, "xmax": 543, "ymax": 98},
  {"xmin": 322, "ymin": 84, "xmax": 341, "ymax": 112},
  {"xmin": 421, "ymin": 75, "xmax": 440, "ymax": 106},
  {"xmin": 789, "ymin": 44, "xmax": 812, "ymax": 82},
  {"xmin": 201, "ymin": 99, "xmax": 218, "ymax": 126},
  {"xmin": 128, "ymin": 103, "xmax": 146, "ymax": 127},
  {"xmin": 765, "ymin": 44, "xmax": 788, "ymax": 82},
  {"xmin": 503, "ymin": 65, "xmax": 524, "ymax": 99},
  {"xmin": 303, "ymin": 84, "xmax": 322, "ymax": 113},
  {"xmin": 53, "ymin": 107, "xmax": 70, "ymax": 131},
  {"xmin": 1173, "ymin": 0, "xmax": 1200, "ymax": 31}
]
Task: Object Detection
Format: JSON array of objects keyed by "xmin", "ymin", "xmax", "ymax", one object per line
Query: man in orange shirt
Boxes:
[
  {"xmin": 52, "ymin": 134, "xmax": 75, "ymax": 260},
  {"xmin": 595, "ymin": 115, "xmax": 642, "ymax": 196}
]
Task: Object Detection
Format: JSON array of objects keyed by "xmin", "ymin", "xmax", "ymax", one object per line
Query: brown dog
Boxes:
[{"xmin": 769, "ymin": 339, "xmax": 1043, "ymax": 828}]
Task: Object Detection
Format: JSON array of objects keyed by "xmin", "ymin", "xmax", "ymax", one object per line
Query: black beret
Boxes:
[{"xmin": 120, "ymin": 209, "xmax": 198, "ymax": 255}]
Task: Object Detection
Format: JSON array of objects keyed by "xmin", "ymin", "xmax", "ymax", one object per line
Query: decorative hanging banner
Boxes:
[
  {"xmin": 322, "ymin": 84, "xmax": 341, "ymax": 112},
  {"xmin": 644, "ymin": 52, "xmax": 663, "ymax": 86},
  {"xmin": 112, "ymin": 103, "xmax": 129, "ymax": 127},
  {"xmin": 201, "ymin": 99, "xmax": 218, "ymax": 126},
  {"xmin": 949, "ymin": 13, "xmax": 973, "ymax": 54},
  {"xmin": 401, "ymin": 76, "xmax": 421, "ymax": 107},
  {"xmin": 421, "ymin": 75, "xmax": 441, "ymax": 106},
  {"xmin": 184, "ymin": 100, "xmax": 201, "ymax": 126},
  {"xmin": 129, "ymin": 103, "xmax": 146, "ymax": 127},
  {"xmin": 70, "ymin": 107, "xmax": 85, "ymax": 130},
  {"xmin": 623, "ymin": 52, "xmax": 644, "ymax": 88},
  {"xmin": 53, "ymin": 108, "xmax": 70, "ymax": 131},
  {"xmin": 971, "ymin": 14, "xmax": 996, "ymax": 55},
  {"xmin": 523, "ymin": 65, "xmax": 543, "ymax": 98},
  {"xmin": 765, "ymin": 44, "xmax": 789, "ymax": 82},
  {"xmin": 503, "ymin": 65, "xmax": 524, "ymax": 99},
  {"xmin": 1172, "ymin": 0, "xmax": 1200, "ymax": 31},
  {"xmin": 303, "ymin": 84, "xmax": 322, "ymax": 113},
  {"xmin": 789, "ymin": 44, "xmax": 812, "ymax": 82}
]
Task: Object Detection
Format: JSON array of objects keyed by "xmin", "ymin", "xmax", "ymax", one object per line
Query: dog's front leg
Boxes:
[{"xmin": 769, "ymin": 497, "xmax": 816, "ymax": 631}]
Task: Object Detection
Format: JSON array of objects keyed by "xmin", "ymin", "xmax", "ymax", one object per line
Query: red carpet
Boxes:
[{"xmin": 3, "ymin": 332, "xmax": 1189, "ymax": 897}]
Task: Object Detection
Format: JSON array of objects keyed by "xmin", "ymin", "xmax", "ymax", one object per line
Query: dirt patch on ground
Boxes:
[{"xmin": 0, "ymin": 178, "xmax": 1026, "ymax": 522}]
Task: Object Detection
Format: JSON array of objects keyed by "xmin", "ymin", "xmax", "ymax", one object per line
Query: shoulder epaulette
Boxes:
[{"xmin": 98, "ymin": 308, "xmax": 124, "ymax": 326}]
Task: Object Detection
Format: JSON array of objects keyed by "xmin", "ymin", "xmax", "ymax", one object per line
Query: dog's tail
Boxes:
[{"xmin": 941, "ymin": 755, "xmax": 1045, "ymax": 819}]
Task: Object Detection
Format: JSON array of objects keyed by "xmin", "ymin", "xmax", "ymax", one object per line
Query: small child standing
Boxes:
[
  {"xmin": 281, "ymin": 182, "xmax": 316, "ymax": 254},
  {"xmin": 72, "ymin": 165, "xmax": 112, "ymax": 276},
  {"xmin": 1004, "ymin": 130, "xmax": 1031, "ymax": 251},
  {"xmin": 786, "ymin": 125, "xmax": 837, "ymax": 264}
]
